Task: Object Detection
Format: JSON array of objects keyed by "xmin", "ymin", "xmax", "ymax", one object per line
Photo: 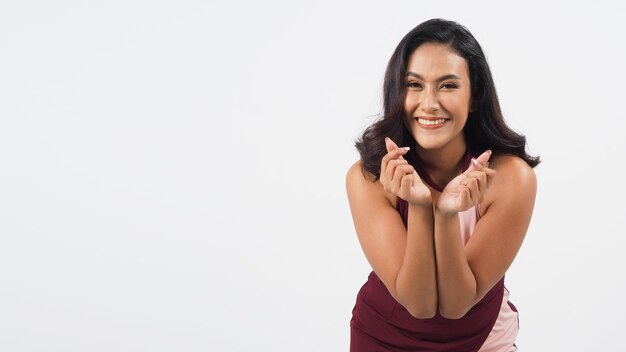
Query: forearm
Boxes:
[
  {"xmin": 394, "ymin": 202, "xmax": 437, "ymax": 319},
  {"xmin": 434, "ymin": 209, "xmax": 477, "ymax": 319}
]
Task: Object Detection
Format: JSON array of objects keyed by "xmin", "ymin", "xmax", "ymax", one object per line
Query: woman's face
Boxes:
[{"xmin": 403, "ymin": 43, "xmax": 472, "ymax": 152}]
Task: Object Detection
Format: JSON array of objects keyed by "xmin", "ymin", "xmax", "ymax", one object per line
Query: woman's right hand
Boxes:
[{"xmin": 380, "ymin": 137, "xmax": 432, "ymax": 206}]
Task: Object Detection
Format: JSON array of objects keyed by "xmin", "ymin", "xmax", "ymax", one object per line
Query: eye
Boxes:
[
  {"xmin": 440, "ymin": 82, "xmax": 458, "ymax": 90},
  {"xmin": 406, "ymin": 81, "xmax": 422, "ymax": 89}
]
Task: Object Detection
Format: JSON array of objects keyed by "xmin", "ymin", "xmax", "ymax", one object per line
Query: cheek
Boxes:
[
  {"xmin": 403, "ymin": 94, "xmax": 418, "ymax": 111},
  {"xmin": 445, "ymin": 96, "xmax": 471, "ymax": 113}
]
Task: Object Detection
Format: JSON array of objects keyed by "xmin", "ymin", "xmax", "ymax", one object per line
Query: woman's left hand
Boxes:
[{"xmin": 436, "ymin": 150, "xmax": 496, "ymax": 215}]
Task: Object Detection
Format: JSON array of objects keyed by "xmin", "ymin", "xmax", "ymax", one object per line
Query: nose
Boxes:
[{"xmin": 420, "ymin": 88, "xmax": 440, "ymax": 113}]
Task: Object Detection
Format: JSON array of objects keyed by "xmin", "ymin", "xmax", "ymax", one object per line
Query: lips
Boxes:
[{"xmin": 415, "ymin": 117, "xmax": 449, "ymax": 129}]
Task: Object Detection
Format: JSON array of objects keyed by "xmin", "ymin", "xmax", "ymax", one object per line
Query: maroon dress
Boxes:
[{"xmin": 350, "ymin": 150, "xmax": 506, "ymax": 351}]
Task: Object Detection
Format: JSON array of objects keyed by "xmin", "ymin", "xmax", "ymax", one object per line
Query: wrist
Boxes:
[
  {"xmin": 434, "ymin": 206, "xmax": 459, "ymax": 218},
  {"xmin": 408, "ymin": 198, "xmax": 433, "ymax": 208}
]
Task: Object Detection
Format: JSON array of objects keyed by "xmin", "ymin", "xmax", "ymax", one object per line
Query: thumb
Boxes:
[
  {"xmin": 385, "ymin": 137, "xmax": 399, "ymax": 152},
  {"xmin": 465, "ymin": 150, "xmax": 492, "ymax": 173}
]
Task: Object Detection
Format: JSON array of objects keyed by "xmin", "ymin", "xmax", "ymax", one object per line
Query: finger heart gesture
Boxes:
[
  {"xmin": 436, "ymin": 150, "xmax": 496, "ymax": 214},
  {"xmin": 380, "ymin": 137, "xmax": 432, "ymax": 206}
]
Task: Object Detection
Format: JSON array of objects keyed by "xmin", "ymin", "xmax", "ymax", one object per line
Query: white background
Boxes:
[{"xmin": 1, "ymin": 1, "xmax": 625, "ymax": 351}]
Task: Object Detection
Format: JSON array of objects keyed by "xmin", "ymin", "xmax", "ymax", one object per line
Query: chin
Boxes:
[
  {"xmin": 411, "ymin": 128, "xmax": 465, "ymax": 152},
  {"xmin": 413, "ymin": 137, "xmax": 449, "ymax": 151}
]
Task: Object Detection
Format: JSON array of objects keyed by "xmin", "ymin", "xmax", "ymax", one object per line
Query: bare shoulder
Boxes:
[
  {"xmin": 489, "ymin": 154, "xmax": 536, "ymax": 186},
  {"xmin": 345, "ymin": 160, "xmax": 396, "ymax": 208},
  {"xmin": 346, "ymin": 160, "xmax": 374, "ymax": 183},
  {"xmin": 482, "ymin": 154, "xmax": 537, "ymax": 214}
]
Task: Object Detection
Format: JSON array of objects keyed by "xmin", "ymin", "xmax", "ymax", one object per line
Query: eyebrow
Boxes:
[{"xmin": 405, "ymin": 72, "xmax": 462, "ymax": 81}]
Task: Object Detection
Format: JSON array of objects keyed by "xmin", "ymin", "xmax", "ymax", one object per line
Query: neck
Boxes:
[{"xmin": 415, "ymin": 138, "xmax": 467, "ymax": 188}]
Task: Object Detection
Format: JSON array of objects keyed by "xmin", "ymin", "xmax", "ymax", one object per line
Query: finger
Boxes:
[
  {"xmin": 464, "ymin": 150, "xmax": 492, "ymax": 174},
  {"xmin": 381, "ymin": 144, "xmax": 409, "ymax": 165},
  {"xmin": 468, "ymin": 167, "xmax": 496, "ymax": 180},
  {"xmin": 392, "ymin": 164, "xmax": 415, "ymax": 189},
  {"xmin": 384, "ymin": 159, "xmax": 409, "ymax": 184},
  {"xmin": 475, "ymin": 150, "xmax": 492, "ymax": 166},
  {"xmin": 388, "ymin": 164, "xmax": 414, "ymax": 194},
  {"xmin": 400, "ymin": 173, "xmax": 414, "ymax": 198},
  {"xmin": 459, "ymin": 186, "xmax": 471, "ymax": 209},
  {"xmin": 464, "ymin": 177, "xmax": 481, "ymax": 202},
  {"xmin": 460, "ymin": 176, "xmax": 477, "ymax": 190},
  {"xmin": 412, "ymin": 169, "xmax": 425, "ymax": 186},
  {"xmin": 464, "ymin": 157, "xmax": 482, "ymax": 175},
  {"xmin": 476, "ymin": 171, "xmax": 487, "ymax": 194},
  {"xmin": 381, "ymin": 148, "xmax": 409, "ymax": 178},
  {"xmin": 384, "ymin": 137, "xmax": 410, "ymax": 161},
  {"xmin": 385, "ymin": 137, "xmax": 399, "ymax": 152},
  {"xmin": 466, "ymin": 171, "xmax": 487, "ymax": 194},
  {"xmin": 389, "ymin": 159, "xmax": 409, "ymax": 167},
  {"xmin": 402, "ymin": 173, "xmax": 414, "ymax": 185}
]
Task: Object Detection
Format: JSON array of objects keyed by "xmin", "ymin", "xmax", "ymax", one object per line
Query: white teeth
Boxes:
[{"xmin": 418, "ymin": 118, "xmax": 446, "ymax": 125}]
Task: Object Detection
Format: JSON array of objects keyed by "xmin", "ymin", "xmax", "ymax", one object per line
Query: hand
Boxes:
[
  {"xmin": 380, "ymin": 137, "xmax": 432, "ymax": 206},
  {"xmin": 436, "ymin": 150, "xmax": 496, "ymax": 215}
]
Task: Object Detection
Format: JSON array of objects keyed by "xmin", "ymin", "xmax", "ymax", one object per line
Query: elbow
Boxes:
[
  {"xmin": 438, "ymin": 306, "xmax": 469, "ymax": 320},
  {"xmin": 404, "ymin": 299, "xmax": 437, "ymax": 319},
  {"xmin": 395, "ymin": 294, "xmax": 436, "ymax": 319},
  {"xmin": 408, "ymin": 307, "xmax": 437, "ymax": 319},
  {"xmin": 393, "ymin": 282, "xmax": 437, "ymax": 319}
]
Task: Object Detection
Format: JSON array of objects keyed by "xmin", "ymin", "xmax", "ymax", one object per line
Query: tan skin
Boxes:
[{"xmin": 346, "ymin": 43, "xmax": 537, "ymax": 319}]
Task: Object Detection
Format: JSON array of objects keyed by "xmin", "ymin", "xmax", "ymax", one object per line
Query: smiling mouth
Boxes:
[
  {"xmin": 417, "ymin": 117, "xmax": 447, "ymax": 125},
  {"xmin": 415, "ymin": 117, "xmax": 449, "ymax": 129}
]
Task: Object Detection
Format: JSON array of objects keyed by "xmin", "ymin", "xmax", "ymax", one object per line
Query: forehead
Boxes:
[{"xmin": 406, "ymin": 43, "xmax": 469, "ymax": 79}]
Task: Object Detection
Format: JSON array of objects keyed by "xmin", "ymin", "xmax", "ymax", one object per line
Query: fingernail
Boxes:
[
  {"xmin": 487, "ymin": 150, "xmax": 492, "ymax": 155},
  {"xmin": 402, "ymin": 147, "xmax": 410, "ymax": 151},
  {"xmin": 471, "ymin": 158, "xmax": 480, "ymax": 166},
  {"xmin": 385, "ymin": 137, "xmax": 390, "ymax": 143}
]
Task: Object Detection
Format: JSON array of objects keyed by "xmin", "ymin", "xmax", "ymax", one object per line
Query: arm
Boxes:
[
  {"xmin": 434, "ymin": 155, "xmax": 537, "ymax": 319},
  {"xmin": 346, "ymin": 161, "xmax": 437, "ymax": 318}
]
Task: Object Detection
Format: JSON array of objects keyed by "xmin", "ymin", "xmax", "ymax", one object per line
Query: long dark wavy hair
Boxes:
[{"xmin": 355, "ymin": 19, "xmax": 540, "ymax": 180}]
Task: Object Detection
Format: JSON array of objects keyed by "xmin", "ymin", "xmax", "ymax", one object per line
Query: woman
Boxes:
[{"xmin": 346, "ymin": 19, "xmax": 540, "ymax": 351}]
